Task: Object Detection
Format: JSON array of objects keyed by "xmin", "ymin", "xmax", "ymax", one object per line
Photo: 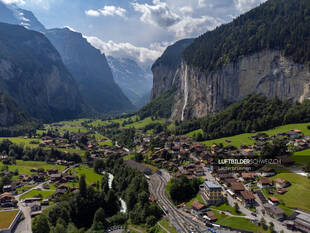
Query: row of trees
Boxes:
[{"xmin": 0, "ymin": 139, "xmax": 82, "ymax": 163}]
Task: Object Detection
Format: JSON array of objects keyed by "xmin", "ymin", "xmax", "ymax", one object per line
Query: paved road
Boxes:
[{"xmin": 13, "ymin": 165, "xmax": 75, "ymax": 233}]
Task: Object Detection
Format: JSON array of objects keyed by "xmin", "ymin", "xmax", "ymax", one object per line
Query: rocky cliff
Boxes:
[
  {"xmin": 151, "ymin": 39, "xmax": 193, "ymax": 100},
  {"xmin": 171, "ymin": 50, "xmax": 310, "ymax": 120},
  {"xmin": 151, "ymin": 0, "xmax": 310, "ymax": 121},
  {"xmin": 0, "ymin": 22, "xmax": 83, "ymax": 123},
  {"xmin": 45, "ymin": 28, "xmax": 134, "ymax": 113}
]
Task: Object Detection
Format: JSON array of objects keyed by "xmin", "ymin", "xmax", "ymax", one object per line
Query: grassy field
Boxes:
[
  {"xmin": 266, "ymin": 173, "xmax": 310, "ymax": 212},
  {"xmin": 0, "ymin": 137, "xmax": 41, "ymax": 148},
  {"xmin": 0, "ymin": 210, "xmax": 19, "ymax": 229},
  {"xmin": 210, "ymin": 203, "xmax": 245, "ymax": 216},
  {"xmin": 20, "ymin": 190, "xmax": 54, "ymax": 200},
  {"xmin": 0, "ymin": 160, "xmax": 66, "ymax": 176},
  {"xmin": 292, "ymin": 149, "xmax": 310, "ymax": 165},
  {"xmin": 214, "ymin": 210, "xmax": 268, "ymax": 232},
  {"xmin": 199, "ymin": 122, "xmax": 310, "ymax": 148},
  {"xmin": 70, "ymin": 165, "xmax": 102, "ymax": 184}
]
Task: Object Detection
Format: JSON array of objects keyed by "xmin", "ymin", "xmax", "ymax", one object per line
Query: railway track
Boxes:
[{"xmin": 149, "ymin": 173, "xmax": 206, "ymax": 233}]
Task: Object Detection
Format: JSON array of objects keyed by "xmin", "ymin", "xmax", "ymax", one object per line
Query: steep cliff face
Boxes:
[
  {"xmin": 151, "ymin": 39, "xmax": 193, "ymax": 99},
  {"xmin": 171, "ymin": 50, "xmax": 310, "ymax": 120},
  {"xmin": 45, "ymin": 28, "xmax": 134, "ymax": 113},
  {"xmin": 0, "ymin": 22, "xmax": 83, "ymax": 123}
]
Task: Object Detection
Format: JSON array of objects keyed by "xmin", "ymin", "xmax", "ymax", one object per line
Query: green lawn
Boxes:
[
  {"xmin": 267, "ymin": 173, "xmax": 310, "ymax": 212},
  {"xmin": 123, "ymin": 117, "xmax": 165, "ymax": 129},
  {"xmin": 0, "ymin": 210, "xmax": 19, "ymax": 229},
  {"xmin": 292, "ymin": 149, "xmax": 310, "ymax": 165},
  {"xmin": 0, "ymin": 160, "xmax": 66, "ymax": 177},
  {"xmin": 214, "ymin": 210, "xmax": 268, "ymax": 232},
  {"xmin": 20, "ymin": 190, "xmax": 54, "ymax": 200},
  {"xmin": 0, "ymin": 137, "xmax": 41, "ymax": 148},
  {"xmin": 200, "ymin": 122, "xmax": 310, "ymax": 148},
  {"xmin": 210, "ymin": 203, "xmax": 245, "ymax": 216},
  {"xmin": 71, "ymin": 165, "xmax": 102, "ymax": 184}
]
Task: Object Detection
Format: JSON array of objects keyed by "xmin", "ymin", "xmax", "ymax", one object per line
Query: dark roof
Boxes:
[
  {"xmin": 241, "ymin": 190, "xmax": 255, "ymax": 200},
  {"xmin": 230, "ymin": 182, "xmax": 245, "ymax": 191}
]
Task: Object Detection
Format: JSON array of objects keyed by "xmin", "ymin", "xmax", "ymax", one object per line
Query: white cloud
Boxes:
[
  {"xmin": 85, "ymin": 5, "xmax": 127, "ymax": 18},
  {"xmin": 132, "ymin": 0, "xmax": 223, "ymax": 38},
  {"xmin": 85, "ymin": 9, "xmax": 100, "ymax": 17},
  {"xmin": 1, "ymin": 0, "xmax": 25, "ymax": 5},
  {"xmin": 234, "ymin": 0, "xmax": 267, "ymax": 13},
  {"xmin": 132, "ymin": 0, "xmax": 180, "ymax": 27},
  {"xmin": 170, "ymin": 15, "xmax": 223, "ymax": 38},
  {"xmin": 84, "ymin": 36, "xmax": 165, "ymax": 67}
]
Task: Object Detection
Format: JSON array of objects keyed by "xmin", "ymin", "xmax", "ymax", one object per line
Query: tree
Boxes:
[
  {"xmin": 79, "ymin": 174, "xmax": 87, "ymax": 198},
  {"xmin": 48, "ymin": 204, "xmax": 70, "ymax": 226},
  {"xmin": 269, "ymin": 222, "xmax": 275, "ymax": 233},
  {"xmin": 234, "ymin": 203, "xmax": 240, "ymax": 213},
  {"xmin": 32, "ymin": 214, "xmax": 50, "ymax": 233}
]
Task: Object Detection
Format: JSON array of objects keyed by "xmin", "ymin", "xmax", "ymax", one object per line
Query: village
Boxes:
[{"xmin": 0, "ymin": 122, "xmax": 310, "ymax": 233}]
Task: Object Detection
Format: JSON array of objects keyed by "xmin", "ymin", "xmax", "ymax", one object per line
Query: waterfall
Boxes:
[{"xmin": 181, "ymin": 65, "xmax": 189, "ymax": 121}]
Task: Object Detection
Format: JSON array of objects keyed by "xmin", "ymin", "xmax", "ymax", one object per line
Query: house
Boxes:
[
  {"xmin": 203, "ymin": 180, "xmax": 223, "ymax": 205},
  {"xmin": 268, "ymin": 196, "xmax": 279, "ymax": 205},
  {"xmin": 263, "ymin": 203, "xmax": 285, "ymax": 220},
  {"xmin": 277, "ymin": 188, "xmax": 288, "ymax": 194},
  {"xmin": 0, "ymin": 192, "xmax": 14, "ymax": 207},
  {"xmin": 30, "ymin": 202, "xmax": 41, "ymax": 212},
  {"xmin": 230, "ymin": 182, "xmax": 245, "ymax": 195},
  {"xmin": 259, "ymin": 167, "xmax": 275, "ymax": 177},
  {"xmin": 294, "ymin": 214, "xmax": 310, "ymax": 233},
  {"xmin": 2, "ymin": 185, "xmax": 12, "ymax": 193},
  {"xmin": 257, "ymin": 178, "xmax": 272, "ymax": 189},
  {"xmin": 204, "ymin": 211, "xmax": 217, "ymax": 222},
  {"xmin": 24, "ymin": 198, "xmax": 42, "ymax": 204},
  {"xmin": 191, "ymin": 201, "xmax": 208, "ymax": 215},
  {"xmin": 274, "ymin": 178, "xmax": 290, "ymax": 188},
  {"xmin": 241, "ymin": 172, "xmax": 256, "ymax": 180},
  {"xmin": 240, "ymin": 190, "xmax": 256, "ymax": 207},
  {"xmin": 50, "ymin": 174, "xmax": 62, "ymax": 182}
]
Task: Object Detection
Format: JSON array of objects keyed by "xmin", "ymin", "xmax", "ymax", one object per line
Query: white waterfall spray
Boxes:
[{"xmin": 181, "ymin": 65, "xmax": 189, "ymax": 121}]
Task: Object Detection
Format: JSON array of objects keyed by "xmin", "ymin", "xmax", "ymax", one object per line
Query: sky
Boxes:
[{"xmin": 2, "ymin": 0, "xmax": 267, "ymax": 67}]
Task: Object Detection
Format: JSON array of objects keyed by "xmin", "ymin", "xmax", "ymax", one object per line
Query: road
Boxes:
[{"xmin": 13, "ymin": 165, "xmax": 75, "ymax": 233}]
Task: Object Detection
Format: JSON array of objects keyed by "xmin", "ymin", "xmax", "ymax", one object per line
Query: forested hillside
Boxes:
[
  {"xmin": 183, "ymin": 0, "xmax": 310, "ymax": 71},
  {"xmin": 175, "ymin": 95, "xmax": 310, "ymax": 140}
]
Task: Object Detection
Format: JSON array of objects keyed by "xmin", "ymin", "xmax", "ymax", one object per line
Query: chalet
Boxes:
[
  {"xmin": 241, "ymin": 172, "xmax": 256, "ymax": 180},
  {"xmin": 24, "ymin": 198, "xmax": 42, "ymax": 204},
  {"xmin": 240, "ymin": 190, "xmax": 256, "ymax": 207},
  {"xmin": 53, "ymin": 189, "xmax": 66, "ymax": 197},
  {"xmin": 50, "ymin": 174, "xmax": 62, "ymax": 182},
  {"xmin": 278, "ymin": 156, "xmax": 295, "ymax": 166},
  {"xmin": 2, "ymin": 185, "xmax": 12, "ymax": 193},
  {"xmin": 257, "ymin": 178, "xmax": 272, "ymax": 189},
  {"xmin": 277, "ymin": 188, "xmax": 288, "ymax": 194},
  {"xmin": 30, "ymin": 202, "xmax": 41, "ymax": 212},
  {"xmin": 204, "ymin": 211, "xmax": 217, "ymax": 222},
  {"xmin": 57, "ymin": 184, "xmax": 69, "ymax": 192},
  {"xmin": 274, "ymin": 178, "xmax": 290, "ymax": 188},
  {"xmin": 268, "ymin": 196, "xmax": 279, "ymax": 205},
  {"xmin": 47, "ymin": 168, "xmax": 58, "ymax": 175},
  {"xmin": 264, "ymin": 203, "xmax": 285, "ymax": 220},
  {"xmin": 191, "ymin": 201, "xmax": 208, "ymax": 215},
  {"xmin": 230, "ymin": 182, "xmax": 245, "ymax": 195},
  {"xmin": 0, "ymin": 192, "xmax": 14, "ymax": 207},
  {"xmin": 259, "ymin": 167, "xmax": 275, "ymax": 177},
  {"xmin": 30, "ymin": 168, "xmax": 38, "ymax": 172},
  {"xmin": 294, "ymin": 214, "xmax": 310, "ymax": 233},
  {"xmin": 194, "ymin": 168, "xmax": 204, "ymax": 176},
  {"xmin": 287, "ymin": 130, "xmax": 302, "ymax": 139}
]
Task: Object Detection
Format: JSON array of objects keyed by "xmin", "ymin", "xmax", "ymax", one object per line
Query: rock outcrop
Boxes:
[{"xmin": 171, "ymin": 50, "xmax": 310, "ymax": 120}]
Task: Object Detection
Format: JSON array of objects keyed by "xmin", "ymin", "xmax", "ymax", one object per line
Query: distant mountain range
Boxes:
[
  {"xmin": 107, "ymin": 56, "xmax": 152, "ymax": 108},
  {"xmin": 0, "ymin": 1, "xmax": 150, "ymax": 129}
]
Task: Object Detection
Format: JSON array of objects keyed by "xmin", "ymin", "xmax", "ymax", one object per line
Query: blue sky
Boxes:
[{"xmin": 2, "ymin": 0, "xmax": 266, "ymax": 66}]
